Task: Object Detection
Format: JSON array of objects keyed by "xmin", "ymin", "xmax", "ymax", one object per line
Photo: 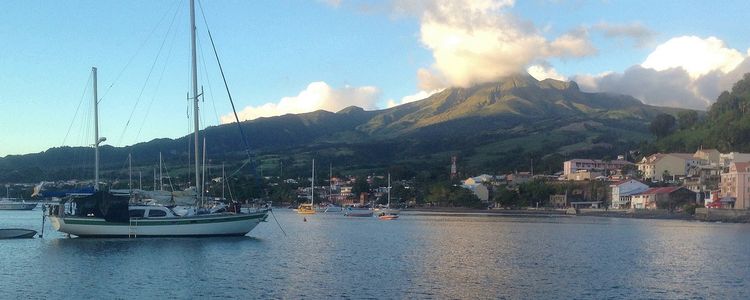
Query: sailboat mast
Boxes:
[
  {"xmin": 159, "ymin": 152, "xmax": 163, "ymax": 190},
  {"xmin": 93, "ymin": 67, "xmax": 100, "ymax": 191},
  {"xmin": 387, "ymin": 173, "xmax": 391, "ymax": 208},
  {"xmin": 190, "ymin": 0, "xmax": 201, "ymax": 203},
  {"xmin": 311, "ymin": 159, "xmax": 315, "ymax": 206}
]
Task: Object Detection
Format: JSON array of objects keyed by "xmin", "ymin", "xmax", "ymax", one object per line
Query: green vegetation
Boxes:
[{"xmin": 653, "ymin": 73, "xmax": 750, "ymax": 153}]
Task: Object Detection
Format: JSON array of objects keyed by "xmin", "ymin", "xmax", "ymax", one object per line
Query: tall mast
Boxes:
[
  {"xmin": 93, "ymin": 67, "xmax": 101, "ymax": 191},
  {"xmin": 159, "ymin": 152, "xmax": 163, "ymax": 190},
  {"xmin": 311, "ymin": 159, "xmax": 315, "ymax": 205},
  {"xmin": 387, "ymin": 173, "xmax": 391, "ymax": 208},
  {"xmin": 128, "ymin": 153, "xmax": 132, "ymax": 194},
  {"xmin": 190, "ymin": 0, "xmax": 201, "ymax": 203}
]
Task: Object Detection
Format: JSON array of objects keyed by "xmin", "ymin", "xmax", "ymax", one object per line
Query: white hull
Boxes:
[
  {"xmin": 49, "ymin": 211, "xmax": 267, "ymax": 237},
  {"xmin": 0, "ymin": 202, "xmax": 37, "ymax": 210}
]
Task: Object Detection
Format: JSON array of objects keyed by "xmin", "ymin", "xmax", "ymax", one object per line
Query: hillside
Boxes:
[
  {"xmin": 656, "ymin": 73, "xmax": 750, "ymax": 152},
  {"xmin": 0, "ymin": 74, "xmax": 686, "ymax": 183}
]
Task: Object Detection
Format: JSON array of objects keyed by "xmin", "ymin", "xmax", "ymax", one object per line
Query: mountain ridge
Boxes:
[{"xmin": 0, "ymin": 74, "xmax": 690, "ymax": 182}]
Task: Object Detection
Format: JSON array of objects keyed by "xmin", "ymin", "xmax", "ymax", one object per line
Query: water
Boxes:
[{"xmin": 2, "ymin": 208, "xmax": 749, "ymax": 299}]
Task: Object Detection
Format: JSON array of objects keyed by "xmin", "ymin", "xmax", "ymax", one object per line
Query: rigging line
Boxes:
[
  {"xmin": 197, "ymin": 0, "xmax": 255, "ymax": 176},
  {"xmin": 134, "ymin": 9, "xmax": 182, "ymax": 141},
  {"xmin": 269, "ymin": 208, "xmax": 288, "ymax": 237},
  {"xmin": 197, "ymin": 34, "xmax": 221, "ymax": 126},
  {"xmin": 62, "ymin": 73, "xmax": 92, "ymax": 146},
  {"xmin": 116, "ymin": 1, "xmax": 183, "ymax": 146},
  {"xmin": 100, "ymin": 0, "xmax": 183, "ymax": 103}
]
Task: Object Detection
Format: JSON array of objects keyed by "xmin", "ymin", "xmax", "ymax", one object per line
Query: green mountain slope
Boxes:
[
  {"xmin": 656, "ymin": 73, "xmax": 750, "ymax": 152},
  {"xmin": 0, "ymin": 74, "xmax": 688, "ymax": 182}
]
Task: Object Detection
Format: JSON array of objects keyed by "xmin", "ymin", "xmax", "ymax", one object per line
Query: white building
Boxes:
[{"xmin": 610, "ymin": 179, "xmax": 649, "ymax": 209}]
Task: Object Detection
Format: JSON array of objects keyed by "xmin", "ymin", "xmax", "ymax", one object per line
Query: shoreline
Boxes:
[{"xmin": 402, "ymin": 207, "xmax": 698, "ymax": 221}]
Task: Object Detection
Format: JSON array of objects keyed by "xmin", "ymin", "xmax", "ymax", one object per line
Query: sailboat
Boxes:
[
  {"xmin": 297, "ymin": 159, "xmax": 316, "ymax": 214},
  {"xmin": 46, "ymin": 1, "xmax": 269, "ymax": 237},
  {"xmin": 0, "ymin": 185, "xmax": 37, "ymax": 210},
  {"xmin": 377, "ymin": 173, "xmax": 398, "ymax": 220}
]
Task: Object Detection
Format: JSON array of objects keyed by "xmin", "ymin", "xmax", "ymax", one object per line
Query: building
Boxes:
[
  {"xmin": 694, "ymin": 148, "xmax": 721, "ymax": 166},
  {"xmin": 720, "ymin": 152, "xmax": 750, "ymax": 169},
  {"xmin": 567, "ymin": 170, "xmax": 604, "ymax": 181},
  {"xmin": 563, "ymin": 158, "xmax": 632, "ymax": 177},
  {"xmin": 462, "ymin": 175, "xmax": 492, "ymax": 203},
  {"xmin": 631, "ymin": 187, "xmax": 697, "ymax": 209},
  {"xmin": 637, "ymin": 153, "xmax": 699, "ymax": 181},
  {"xmin": 549, "ymin": 194, "xmax": 567, "ymax": 208},
  {"xmin": 720, "ymin": 162, "xmax": 750, "ymax": 209},
  {"xmin": 610, "ymin": 179, "xmax": 649, "ymax": 209}
]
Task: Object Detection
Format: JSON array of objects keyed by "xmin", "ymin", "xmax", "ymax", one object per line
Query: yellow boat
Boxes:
[{"xmin": 297, "ymin": 203, "xmax": 316, "ymax": 214}]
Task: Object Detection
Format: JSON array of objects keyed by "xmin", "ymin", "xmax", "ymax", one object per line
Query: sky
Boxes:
[{"xmin": 1, "ymin": 0, "xmax": 750, "ymax": 157}]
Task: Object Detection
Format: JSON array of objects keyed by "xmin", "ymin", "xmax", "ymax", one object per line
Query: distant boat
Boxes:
[
  {"xmin": 345, "ymin": 207, "xmax": 373, "ymax": 217},
  {"xmin": 1, "ymin": 186, "xmax": 36, "ymax": 210},
  {"xmin": 298, "ymin": 159, "xmax": 316, "ymax": 215},
  {"xmin": 377, "ymin": 214, "xmax": 398, "ymax": 220},
  {"xmin": 0, "ymin": 199, "xmax": 37, "ymax": 210},
  {"xmin": 0, "ymin": 228, "xmax": 37, "ymax": 239},
  {"xmin": 377, "ymin": 173, "xmax": 399, "ymax": 220}
]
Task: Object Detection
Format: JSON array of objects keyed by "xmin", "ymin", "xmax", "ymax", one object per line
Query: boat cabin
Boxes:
[{"xmin": 128, "ymin": 205, "xmax": 177, "ymax": 219}]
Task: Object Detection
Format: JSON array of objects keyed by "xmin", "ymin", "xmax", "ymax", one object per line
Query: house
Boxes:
[
  {"xmin": 563, "ymin": 158, "xmax": 632, "ymax": 177},
  {"xmin": 567, "ymin": 170, "xmax": 604, "ymax": 181},
  {"xmin": 637, "ymin": 153, "xmax": 699, "ymax": 181},
  {"xmin": 462, "ymin": 178, "xmax": 490, "ymax": 203},
  {"xmin": 463, "ymin": 174, "xmax": 494, "ymax": 186},
  {"xmin": 694, "ymin": 148, "xmax": 721, "ymax": 166},
  {"xmin": 720, "ymin": 162, "xmax": 750, "ymax": 209},
  {"xmin": 719, "ymin": 152, "xmax": 750, "ymax": 169},
  {"xmin": 507, "ymin": 172, "xmax": 532, "ymax": 185},
  {"xmin": 610, "ymin": 179, "xmax": 649, "ymax": 209},
  {"xmin": 630, "ymin": 187, "xmax": 697, "ymax": 210}
]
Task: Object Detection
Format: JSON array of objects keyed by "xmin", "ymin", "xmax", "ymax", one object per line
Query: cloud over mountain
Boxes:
[
  {"xmin": 575, "ymin": 36, "xmax": 750, "ymax": 110},
  {"xmin": 397, "ymin": 0, "xmax": 596, "ymax": 90},
  {"xmin": 221, "ymin": 82, "xmax": 380, "ymax": 123}
]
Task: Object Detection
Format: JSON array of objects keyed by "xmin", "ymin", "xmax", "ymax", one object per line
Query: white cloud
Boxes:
[
  {"xmin": 386, "ymin": 89, "xmax": 443, "ymax": 108},
  {"xmin": 642, "ymin": 36, "xmax": 744, "ymax": 79},
  {"xmin": 574, "ymin": 36, "xmax": 750, "ymax": 110},
  {"xmin": 405, "ymin": 0, "xmax": 596, "ymax": 89},
  {"xmin": 527, "ymin": 64, "xmax": 566, "ymax": 81},
  {"xmin": 221, "ymin": 81, "xmax": 380, "ymax": 123}
]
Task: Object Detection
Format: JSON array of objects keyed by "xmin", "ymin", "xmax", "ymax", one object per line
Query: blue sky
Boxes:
[{"xmin": 1, "ymin": 0, "xmax": 750, "ymax": 157}]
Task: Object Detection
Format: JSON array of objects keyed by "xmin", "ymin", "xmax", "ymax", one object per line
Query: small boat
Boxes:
[
  {"xmin": 0, "ymin": 198, "xmax": 37, "ymax": 210},
  {"xmin": 298, "ymin": 159, "xmax": 317, "ymax": 215},
  {"xmin": 297, "ymin": 203, "xmax": 316, "ymax": 215},
  {"xmin": 0, "ymin": 228, "xmax": 37, "ymax": 239},
  {"xmin": 377, "ymin": 213, "xmax": 398, "ymax": 220},
  {"xmin": 344, "ymin": 207, "xmax": 373, "ymax": 217}
]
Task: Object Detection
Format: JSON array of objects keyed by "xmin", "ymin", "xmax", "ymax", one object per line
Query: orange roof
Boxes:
[{"xmin": 636, "ymin": 187, "xmax": 681, "ymax": 195}]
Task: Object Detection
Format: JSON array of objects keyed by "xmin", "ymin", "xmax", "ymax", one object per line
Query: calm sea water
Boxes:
[{"xmin": 1, "ymin": 208, "xmax": 749, "ymax": 299}]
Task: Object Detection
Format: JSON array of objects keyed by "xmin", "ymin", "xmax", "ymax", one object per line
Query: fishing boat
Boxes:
[
  {"xmin": 0, "ymin": 228, "xmax": 37, "ymax": 239},
  {"xmin": 46, "ymin": 0, "xmax": 268, "ymax": 238},
  {"xmin": 297, "ymin": 159, "xmax": 316, "ymax": 215}
]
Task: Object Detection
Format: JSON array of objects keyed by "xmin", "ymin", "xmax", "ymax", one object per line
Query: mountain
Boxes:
[{"xmin": 0, "ymin": 74, "xmax": 687, "ymax": 183}]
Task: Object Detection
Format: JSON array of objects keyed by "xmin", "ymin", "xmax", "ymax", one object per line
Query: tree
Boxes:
[
  {"xmin": 677, "ymin": 110, "xmax": 699, "ymax": 130},
  {"xmin": 650, "ymin": 113, "xmax": 676, "ymax": 138}
]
